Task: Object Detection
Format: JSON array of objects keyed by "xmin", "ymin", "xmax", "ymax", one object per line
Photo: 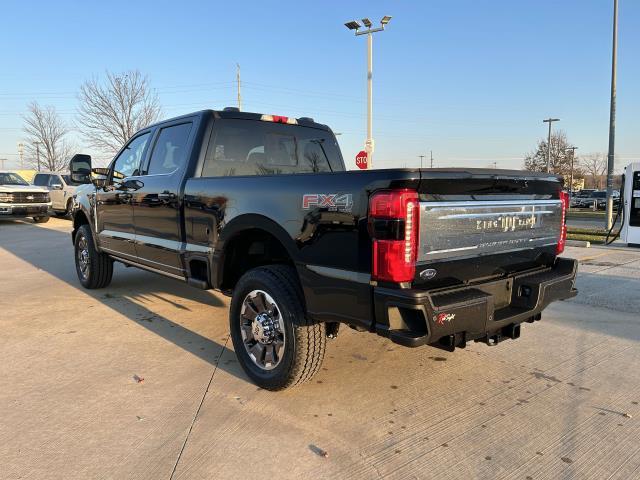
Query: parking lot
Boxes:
[{"xmin": 1, "ymin": 217, "xmax": 640, "ymax": 480}]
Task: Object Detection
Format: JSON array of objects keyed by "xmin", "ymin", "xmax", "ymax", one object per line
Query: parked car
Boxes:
[
  {"xmin": 70, "ymin": 109, "xmax": 577, "ymax": 390},
  {"xmin": 0, "ymin": 171, "xmax": 51, "ymax": 223},
  {"xmin": 570, "ymin": 189, "xmax": 597, "ymax": 208},
  {"xmin": 32, "ymin": 172, "xmax": 80, "ymax": 217}
]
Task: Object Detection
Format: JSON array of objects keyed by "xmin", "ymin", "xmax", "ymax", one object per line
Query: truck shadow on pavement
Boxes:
[{"xmin": 1, "ymin": 221, "xmax": 251, "ymax": 384}]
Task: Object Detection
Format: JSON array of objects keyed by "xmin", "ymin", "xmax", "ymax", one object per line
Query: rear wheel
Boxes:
[
  {"xmin": 32, "ymin": 215, "xmax": 49, "ymax": 223},
  {"xmin": 74, "ymin": 224, "xmax": 113, "ymax": 289},
  {"xmin": 229, "ymin": 265, "xmax": 326, "ymax": 390}
]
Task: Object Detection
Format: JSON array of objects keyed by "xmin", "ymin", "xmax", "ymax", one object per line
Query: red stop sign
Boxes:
[{"xmin": 355, "ymin": 150, "xmax": 368, "ymax": 170}]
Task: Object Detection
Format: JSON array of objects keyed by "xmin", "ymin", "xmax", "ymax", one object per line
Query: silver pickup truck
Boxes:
[
  {"xmin": 0, "ymin": 171, "xmax": 51, "ymax": 223},
  {"xmin": 32, "ymin": 172, "xmax": 79, "ymax": 217}
]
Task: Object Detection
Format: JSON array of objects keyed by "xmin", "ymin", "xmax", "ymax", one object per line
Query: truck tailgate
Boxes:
[{"xmin": 414, "ymin": 169, "xmax": 565, "ymax": 286}]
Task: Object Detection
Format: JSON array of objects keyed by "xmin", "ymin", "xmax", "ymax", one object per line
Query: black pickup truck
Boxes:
[{"xmin": 70, "ymin": 108, "xmax": 577, "ymax": 390}]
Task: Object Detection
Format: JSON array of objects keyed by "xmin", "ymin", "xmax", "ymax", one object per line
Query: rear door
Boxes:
[
  {"xmin": 96, "ymin": 131, "xmax": 151, "ymax": 259},
  {"xmin": 131, "ymin": 119, "xmax": 195, "ymax": 275}
]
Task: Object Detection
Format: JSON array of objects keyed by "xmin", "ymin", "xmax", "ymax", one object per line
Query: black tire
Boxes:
[
  {"xmin": 74, "ymin": 224, "xmax": 113, "ymax": 289},
  {"xmin": 64, "ymin": 199, "xmax": 74, "ymax": 219},
  {"xmin": 229, "ymin": 265, "xmax": 326, "ymax": 390},
  {"xmin": 32, "ymin": 215, "xmax": 50, "ymax": 223}
]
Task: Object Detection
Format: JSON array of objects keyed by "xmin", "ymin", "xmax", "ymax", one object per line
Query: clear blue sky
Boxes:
[{"xmin": 1, "ymin": 0, "xmax": 638, "ymax": 170}]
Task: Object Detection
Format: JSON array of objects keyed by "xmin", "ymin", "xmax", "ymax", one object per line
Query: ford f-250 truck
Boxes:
[{"xmin": 70, "ymin": 108, "xmax": 577, "ymax": 390}]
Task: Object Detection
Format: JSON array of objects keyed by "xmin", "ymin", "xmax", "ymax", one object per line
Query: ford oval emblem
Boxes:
[{"xmin": 420, "ymin": 268, "xmax": 437, "ymax": 280}]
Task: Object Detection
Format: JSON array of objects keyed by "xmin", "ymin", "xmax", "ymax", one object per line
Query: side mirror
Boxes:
[
  {"xmin": 50, "ymin": 183, "xmax": 63, "ymax": 190},
  {"xmin": 69, "ymin": 154, "xmax": 92, "ymax": 184}
]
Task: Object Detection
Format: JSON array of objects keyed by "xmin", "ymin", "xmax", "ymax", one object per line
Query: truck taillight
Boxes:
[
  {"xmin": 369, "ymin": 189, "xmax": 419, "ymax": 283},
  {"xmin": 557, "ymin": 191, "xmax": 569, "ymax": 254}
]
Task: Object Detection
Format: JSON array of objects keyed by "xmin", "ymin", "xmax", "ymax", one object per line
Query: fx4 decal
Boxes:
[{"xmin": 302, "ymin": 194, "xmax": 353, "ymax": 212}]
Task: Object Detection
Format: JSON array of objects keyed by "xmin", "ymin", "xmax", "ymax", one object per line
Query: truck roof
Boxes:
[{"xmin": 148, "ymin": 109, "xmax": 332, "ymax": 132}]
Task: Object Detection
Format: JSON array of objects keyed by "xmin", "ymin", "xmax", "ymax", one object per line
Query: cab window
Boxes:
[
  {"xmin": 145, "ymin": 123, "xmax": 192, "ymax": 175},
  {"xmin": 33, "ymin": 174, "xmax": 50, "ymax": 186},
  {"xmin": 48, "ymin": 175, "xmax": 62, "ymax": 187},
  {"xmin": 201, "ymin": 119, "xmax": 337, "ymax": 177},
  {"xmin": 111, "ymin": 132, "xmax": 150, "ymax": 183}
]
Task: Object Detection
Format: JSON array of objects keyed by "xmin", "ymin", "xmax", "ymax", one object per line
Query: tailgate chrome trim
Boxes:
[{"xmin": 418, "ymin": 199, "xmax": 562, "ymax": 262}]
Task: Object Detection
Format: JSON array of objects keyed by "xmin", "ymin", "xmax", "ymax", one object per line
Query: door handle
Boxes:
[{"xmin": 157, "ymin": 192, "xmax": 176, "ymax": 201}]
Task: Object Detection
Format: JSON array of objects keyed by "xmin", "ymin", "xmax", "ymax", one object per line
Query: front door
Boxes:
[
  {"xmin": 48, "ymin": 174, "xmax": 65, "ymax": 210},
  {"xmin": 131, "ymin": 121, "xmax": 194, "ymax": 275},
  {"xmin": 95, "ymin": 131, "xmax": 151, "ymax": 260}
]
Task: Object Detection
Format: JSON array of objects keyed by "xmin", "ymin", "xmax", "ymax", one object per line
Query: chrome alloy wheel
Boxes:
[
  {"xmin": 240, "ymin": 290, "xmax": 285, "ymax": 370},
  {"xmin": 76, "ymin": 234, "xmax": 90, "ymax": 280}
]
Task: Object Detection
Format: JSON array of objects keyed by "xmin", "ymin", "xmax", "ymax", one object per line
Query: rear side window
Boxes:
[
  {"xmin": 33, "ymin": 174, "xmax": 49, "ymax": 186},
  {"xmin": 201, "ymin": 119, "xmax": 340, "ymax": 177},
  {"xmin": 146, "ymin": 123, "xmax": 193, "ymax": 175}
]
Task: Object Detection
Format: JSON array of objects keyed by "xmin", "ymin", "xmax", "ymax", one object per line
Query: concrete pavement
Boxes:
[{"xmin": 1, "ymin": 217, "xmax": 639, "ymax": 479}]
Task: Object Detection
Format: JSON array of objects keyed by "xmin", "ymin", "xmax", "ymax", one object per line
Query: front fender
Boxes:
[{"xmin": 71, "ymin": 186, "xmax": 100, "ymax": 252}]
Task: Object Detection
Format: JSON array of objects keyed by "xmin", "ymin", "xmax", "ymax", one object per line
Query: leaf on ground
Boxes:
[
  {"xmin": 133, "ymin": 374, "xmax": 144, "ymax": 383},
  {"xmin": 309, "ymin": 444, "xmax": 329, "ymax": 458}
]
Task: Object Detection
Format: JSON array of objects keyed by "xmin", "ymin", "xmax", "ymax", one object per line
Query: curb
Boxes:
[{"xmin": 566, "ymin": 240, "xmax": 591, "ymax": 248}]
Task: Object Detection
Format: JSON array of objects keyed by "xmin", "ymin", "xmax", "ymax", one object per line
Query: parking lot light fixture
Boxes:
[
  {"xmin": 343, "ymin": 15, "xmax": 392, "ymax": 169},
  {"xmin": 344, "ymin": 20, "xmax": 361, "ymax": 31}
]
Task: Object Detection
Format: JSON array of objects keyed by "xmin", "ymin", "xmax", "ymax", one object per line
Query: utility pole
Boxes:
[
  {"xmin": 566, "ymin": 146, "xmax": 578, "ymax": 207},
  {"xmin": 236, "ymin": 63, "xmax": 242, "ymax": 111},
  {"xmin": 344, "ymin": 16, "xmax": 392, "ymax": 169},
  {"xmin": 418, "ymin": 155, "xmax": 425, "ymax": 169},
  {"xmin": 17, "ymin": 142, "xmax": 24, "ymax": 168},
  {"xmin": 605, "ymin": 0, "xmax": 618, "ymax": 230},
  {"xmin": 34, "ymin": 142, "xmax": 42, "ymax": 172},
  {"xmin": 543, "ymin": 118, "xmax": 560, "ymax": 173},
  {"xmin": 430, "ymin": 150, "xmax": 433, "ymax": 168}
]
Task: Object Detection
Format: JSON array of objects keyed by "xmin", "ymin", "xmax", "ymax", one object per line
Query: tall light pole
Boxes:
[
  {"xmin": 34, "ymin": 141, "xmax": 42, "ymax": 171},
  {"xmin": 418, "ymin": 155, "xmax": 425, "ymax": 168},
  {"xmin": 236, "ymin": 63, "xmax": 242, "ymax": 111},
  {"xmin": 605, "ymin": 0, "xmax": 618, "ymax": 230},
  {"xmin": 566, "ymin": 146, "xmax": 578, "ymax": 207},
  {"xmin": 543, "ymin": 118, "xmax": 560, "ymax": 173},
  {"xmin": 344, "ymin": 15, "xmax": 392, "ymax": 169}
]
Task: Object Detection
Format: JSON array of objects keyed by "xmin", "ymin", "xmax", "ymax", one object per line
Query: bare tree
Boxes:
[
  {"xmin": 523, "ymin": 130, "xmax": 582, "ymax": 179},
  {"xmin": 22, "ymin": 102, "xmax": 74, "ymax": 172},
  {"xmin": 77, "ymin": 70, "xmax": 161, "ymax": 155},
  {"xmin": 580, "ymin": 153, "xmax": 607, "ymax": 189}
]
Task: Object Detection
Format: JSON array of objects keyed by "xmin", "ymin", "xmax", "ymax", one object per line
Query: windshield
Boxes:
[
  {"xmin": 0, "ymin": 173, "xmax": 29, "ymax": 186},
  {"xmin": 592, "ymin": 191, "xmax": 606, "ymax": 199}
]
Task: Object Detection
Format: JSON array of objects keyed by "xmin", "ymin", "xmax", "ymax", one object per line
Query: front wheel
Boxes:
[
  {"xmin": 74, "ymin": 224, "xmax": 113, "ymax": 289},
  {"xmin": 229, "ymin": 265, "xmax": 326, "ymax": 390}
]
